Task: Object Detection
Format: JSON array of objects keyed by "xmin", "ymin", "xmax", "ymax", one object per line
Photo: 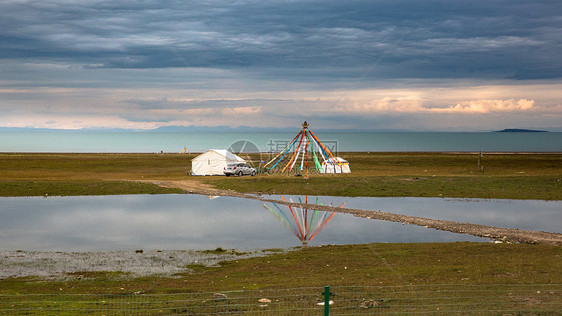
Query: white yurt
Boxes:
[
  {"xmin": 191, "ymin": 149, "xmax": 245, "ymax": 176},
  {"xmin": 320, "ymin": 157, "xmax": 351, "ymax": 174}
]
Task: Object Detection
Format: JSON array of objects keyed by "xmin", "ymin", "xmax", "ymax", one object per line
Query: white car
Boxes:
[{"xmin": 224, "ymin": 163, "xmax": 256, "ymax": 177}]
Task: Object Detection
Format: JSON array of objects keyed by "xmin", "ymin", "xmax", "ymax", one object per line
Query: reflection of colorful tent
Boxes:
[
  {"xmin": 263, "ymin": 121, "xmax": 347, "ymax": 176},
  {"xmin": 263, "ymin": 196, "xmax": 345, "ymax": 246}
]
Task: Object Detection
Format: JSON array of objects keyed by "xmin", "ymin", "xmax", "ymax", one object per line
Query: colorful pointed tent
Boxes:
[
  {"xmin": 263, "ymin": 121, "xmax": 342, "ymax": 176},
  {"xmin": 263, "ymin": 196, "xmax": 345, "ymax": 246}
]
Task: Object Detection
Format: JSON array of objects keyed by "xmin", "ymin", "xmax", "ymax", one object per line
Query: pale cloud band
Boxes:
[
  {"xmin": 437, "ymin": 99, "xmax": 535, "ymax": 113},
  {"xmin": 1, "ymin": 81, "xmax": 560, "ymax": 131},
  {"xmin": 348, "ymin": 97, "xmax": 536, "ymax": 114}
]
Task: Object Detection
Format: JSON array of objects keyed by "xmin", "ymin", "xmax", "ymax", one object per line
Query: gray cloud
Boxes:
[
  {"xmin": 122, "ymin": 97, "xmax": 289, "ymax": 110},
  {"xmin": 1, "ymin": 0, "xmax": 561, "ymax": 131},
  {"xmin": 2, "ymin": 0, "xmax": 561, "ymax": 80}
]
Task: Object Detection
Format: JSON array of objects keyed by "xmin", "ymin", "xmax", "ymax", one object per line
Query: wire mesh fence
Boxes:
[{"xmin": 1, "ymin": 284, "xmax": 560, "ymax": 315}]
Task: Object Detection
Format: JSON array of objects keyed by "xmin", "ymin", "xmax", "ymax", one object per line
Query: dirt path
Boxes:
[
  {"xmin": 153, "ymin": 180, "xmax": 562, "ymax": 245},
  {"xmin": 150, "ymin": 179, "xmax": 217, "ymax": 193}
]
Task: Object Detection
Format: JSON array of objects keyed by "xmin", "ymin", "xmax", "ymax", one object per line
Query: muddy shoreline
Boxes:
[
  {"xmin": 0, "ymin": 249, "xmax": 282, "ymax": 279},
  {"xmin": 154, "ymin": 180, "xmax": 562, "ymax": 246}
]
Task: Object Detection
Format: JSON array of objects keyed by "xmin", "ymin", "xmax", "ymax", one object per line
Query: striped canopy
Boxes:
[{"xmin": 263, "ymin": 121, "xmax": 341, "ymax": 177}]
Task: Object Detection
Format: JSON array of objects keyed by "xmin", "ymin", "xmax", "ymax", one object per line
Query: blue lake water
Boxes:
[
  {"xmin": 1, "ymin": 195, "xmax": 559, "ymax": 252},
  {"xmin": 1, "ymin": 131, "xmax": 561, "ymax": 153}
]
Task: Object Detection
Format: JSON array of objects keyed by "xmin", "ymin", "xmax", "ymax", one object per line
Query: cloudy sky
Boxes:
[{"xmin": 1, "ymin": 0, "xmax": 561, "ymax": 131}]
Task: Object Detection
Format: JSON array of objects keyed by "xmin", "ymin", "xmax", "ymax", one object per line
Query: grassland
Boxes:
[
  {"xmin": 0, "ymin": 153, "xmax": 189, "ymax": 196},
  {"xmin": 1, "ymin": 152, "xmax": 561, "ymax": 312},
  {"xmin": 1, "ymin": 152, "xmax": 560, "ymax": 199},
  {"xmin": 1, "ymin": 243, "xmax": 560, "ymax": 295},
  {"xmin": 3, "ymin": 243, "xmax": 560, "ymax": 313},
  {"xmin": 206, "ymin": 152, "xmax": 562, "ymax": 200}
]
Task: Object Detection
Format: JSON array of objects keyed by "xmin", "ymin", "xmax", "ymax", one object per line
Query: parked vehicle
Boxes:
[{"xmin": 224, "ymin": 163, "xmax": 256, "ymax": 177}]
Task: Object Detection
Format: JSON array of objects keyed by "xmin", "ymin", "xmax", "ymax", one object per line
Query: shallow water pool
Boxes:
[{"xmin": 3, "ymin": 194, "xmax": 558, "ymax": 251}]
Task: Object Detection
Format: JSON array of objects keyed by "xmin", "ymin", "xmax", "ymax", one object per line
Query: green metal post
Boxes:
[{"xmin": 323, "ymin": 285, "xmax": 331, "ymax": 316}]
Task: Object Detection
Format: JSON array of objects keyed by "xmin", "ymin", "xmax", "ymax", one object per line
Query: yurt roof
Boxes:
[
  {"xmin": 324, "ymin": 157, "xmax": 348, "ymax": 163},
  {"xmin": 193, "ymin": 149, "xmax": 245, "ymax": 162}
]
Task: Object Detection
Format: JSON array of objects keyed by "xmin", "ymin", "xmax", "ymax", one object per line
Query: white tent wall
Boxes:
[
  {"xmin": 320, "ymin": 157, "xmax": 351, "ymax": 174},
  {"xmin": 191, "ymin": 149, "xmax": 245, "ymax": 176}
]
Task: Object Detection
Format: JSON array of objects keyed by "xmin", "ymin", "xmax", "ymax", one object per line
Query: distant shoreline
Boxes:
[
  {"xmin": 495, "ymin": 128, "xmax": 549, "ymax": 133},
  {"xmin": 0, "ymin": 127, "xmax": 556, "ymax": 133}
]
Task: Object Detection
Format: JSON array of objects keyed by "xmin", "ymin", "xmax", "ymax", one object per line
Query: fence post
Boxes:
[
  {"xmin": 477, "ymin": 150, "xmax": 483, "ymax": 172},
  {"xmin": 323, "ymin": 285, "xmax": 331, "ymax": 316}
]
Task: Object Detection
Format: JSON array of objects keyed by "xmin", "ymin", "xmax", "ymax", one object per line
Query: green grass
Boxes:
[
  {"xmin": 0, "ymin": 153, "xmax": 192, "ymax": 196},
  {"xmin": 0, "ymin": 180, "xmax": 183, "ymax": 196},
  {"xmin": 1, "ymin": 284, "xmax": 557, "ymax": 315},
  {"xmin": 0, "ymin": 153, "xmax": 194, "ymax": 181},
  {"xmin": 209, "ymin": 174, "xmax": 562, "ymax": 200},
  {"xmin": 1, "ymin": 152, "xmax": 560, "ymax": 199},
  {"xmin": 1, "ymin": 153, "xmax": 560, "ymax": 314},
  {"xmin": 205, "ymin": 152, "xmax": 562, "ymax": 199},
  {"xmin": 2, "ymin": 243, "xmax": 560, "ymax": 295}
]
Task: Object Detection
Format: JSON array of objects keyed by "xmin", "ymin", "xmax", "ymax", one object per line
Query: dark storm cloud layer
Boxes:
[{"xmin": 2, "ymin": 0, "xmax": 561, "ymax": 80}]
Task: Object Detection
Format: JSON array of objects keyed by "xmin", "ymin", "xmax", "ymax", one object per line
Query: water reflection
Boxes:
[
  {"xmin": 0, "ymin": 194, "xmax": 500, "ymax": 252},
  {"xmin": 267, "ymin": 195, "xmax": 561, "ymax": 234},
  {"xmin": 263, "ymin": 196, "xmax": 342, "ymax": 247}
]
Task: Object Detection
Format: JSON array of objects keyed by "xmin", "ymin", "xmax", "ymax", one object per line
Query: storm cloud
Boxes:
[{"xmin": 1, "ymin": 0, "xmax": 561, "ymax": 130}]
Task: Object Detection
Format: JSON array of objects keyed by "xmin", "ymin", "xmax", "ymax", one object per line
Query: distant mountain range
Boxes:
[
  {"xmin": 0, "ymin": 126, "xmax": 406, "ymax": 133},
  {"xmin": 494, "ymin": 128, "xmax": 549, "ymax": 133},
  {"xmin": 0, "ymin": 126, "xmax": 556, "ymax": 133}
]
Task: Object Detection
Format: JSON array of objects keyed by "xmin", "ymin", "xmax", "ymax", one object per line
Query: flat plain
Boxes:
[
  {"xmin": 1, "ymin": 152, "xmax": 561, "ymax": 199},
  {"xmin": 0, "ymin": 152, "xmax": 560, "ymax": 308}
]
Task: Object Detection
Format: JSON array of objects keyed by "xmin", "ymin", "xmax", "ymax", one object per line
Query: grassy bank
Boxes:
[
  {"xmin": 1, "ymin": 152, "xmax": 560, "ymax": 199},
  {"xmin": 209, "ymin": 175, "xmax": 562, "ymax": 200},
  {"xmin": 207, "ymin": 152, "xmax": 562, "ymax": 200},
  {"xmin": 0, "ymin": 153, "xmax": 193, "ymax": 181},
  {"xmin": 0, "ymin": 180, "xmax": 183, "ymax": 196},
  {"xmin": 0, "ymin": 153, "xmax": 191, "ymax": 196},
  {"xmin": 5, "ymin": 243, "xmax": 560, "ymax": 313},
  {"xmin": 2, "ymin": 243, "xmax": 560, "ymax": 295}
]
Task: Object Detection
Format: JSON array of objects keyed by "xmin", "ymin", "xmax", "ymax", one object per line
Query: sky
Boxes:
[{"xmin": 1, "ymin": 0, "xmax": 561, "ymax": 131}]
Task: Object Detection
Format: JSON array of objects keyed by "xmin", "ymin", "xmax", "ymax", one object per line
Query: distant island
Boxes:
[{"xmin": 495, "ymin": 128, "xmax": 549, "ymax": 133}]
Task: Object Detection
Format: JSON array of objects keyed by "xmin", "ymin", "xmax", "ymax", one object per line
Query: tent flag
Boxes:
[
  {"xmin": 307, "ymin": 130, "xmax": 323, "ymax": 170},
  {"xmin": 264, "ymin": 121, "xmax": 343, "ymax": 175},
  {"xmin": 266, "ymin": 134, "xmax": 300, "ymax": 171},
  {"xmin": 284, "ymin": 131, "xmax": 305, "ymax": 173},
  {"xmin": 300, "ymin": 137, "xmax": 309, "ymax": 171},
  {"xmin": 263, "ymin": 196, "xmax": 344, "ymax": 246},
  {"xmin": 263, "ymin": 132, "xmax": 301, "ymax": 170}
]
